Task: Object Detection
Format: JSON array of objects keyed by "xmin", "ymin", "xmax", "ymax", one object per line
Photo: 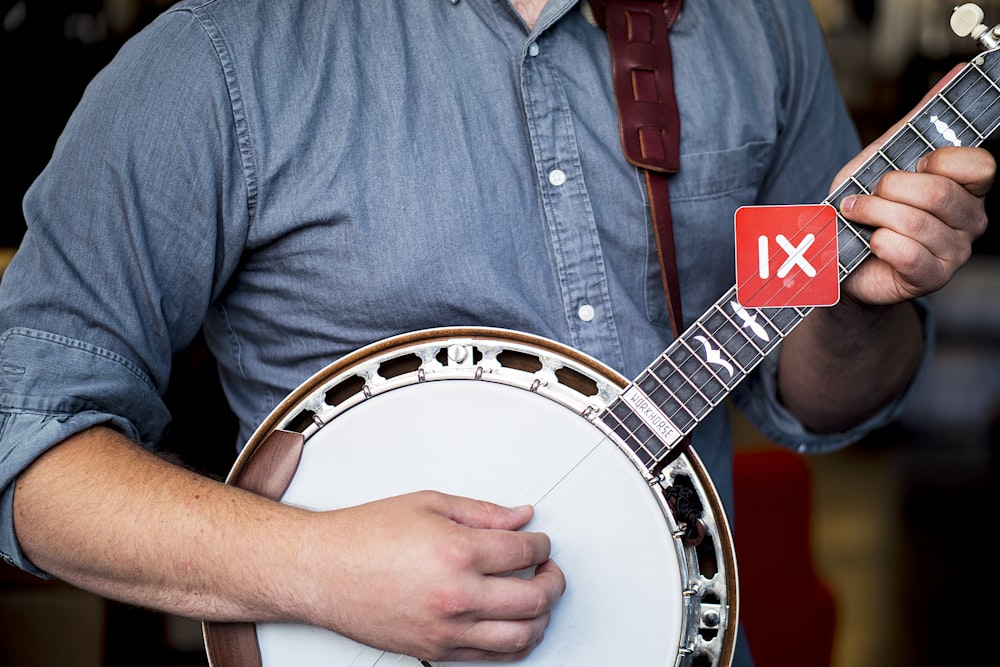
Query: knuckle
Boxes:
[
  {"xmin": 931, "ymin": 181, "xmax": 956, "ymax": 211},
  {"xmin": 532, "ymin": 586, "xmax": 553, "ymax": 617},
  {"xmin": 896, "ymin": 244, "xmax": 925, "ymax": 277},
  {"xmin": 971, "ymin": 210, "xmax": 990, "ymax": 238},
  {"xmin": 875, "ymin": 169, "xmax": 903, "ymax": 193},
  {"xmin": 912, "ymin": 211, "xmax": 936, "ymax": 242},
  {"xmin": 955, "ymin": 242, "xmax": 972, "ymax": 269},
  {"xmin": 427, "ymin": 582, "xmax": 475, "ymax": 619},
  {"xmin": 510, "ymin": 620, "xmax": 540, "ymax": 651},
  {"xmin": 435, "ymin": 533, "xmax": 476, "ymax": 571},
  {"xmin": 520, "ymin": 533, "xmax": 546, "ymax": 565},
  {"xmin": 419, "ymin": 488, "xmax": 448, "ymax": 505}
]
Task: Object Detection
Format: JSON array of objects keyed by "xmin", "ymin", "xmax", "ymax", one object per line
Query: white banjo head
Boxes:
[{"xmin": 204, "ymin": 327, "xmax": 738, "ymax": 667}]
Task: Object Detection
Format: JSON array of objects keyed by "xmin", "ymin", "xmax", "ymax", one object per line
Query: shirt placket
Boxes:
[{"xmin": 519, "ymin": 31, "xmax": 625, "ymax": 369}]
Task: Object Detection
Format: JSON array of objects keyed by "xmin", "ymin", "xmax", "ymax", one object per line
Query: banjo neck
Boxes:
[{"xmin": 600, "ymin": 42, "xmax": 1000, "ymax": 474}]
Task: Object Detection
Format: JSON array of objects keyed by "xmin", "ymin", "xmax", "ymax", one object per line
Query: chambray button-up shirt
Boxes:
[{"xmin": 0, "ymin": 0, "xmax": 926, "ymax": 608}]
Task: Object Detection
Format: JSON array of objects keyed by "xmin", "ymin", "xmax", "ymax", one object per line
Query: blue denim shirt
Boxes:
[{"xmin": 0, "ymin": 0, "xmax": 927, "ymax": 602}]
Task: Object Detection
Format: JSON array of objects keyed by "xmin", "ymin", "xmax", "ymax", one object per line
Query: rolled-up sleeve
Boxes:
[
  {"xmin": 0, "ymin": 9, "xmax": 249, "ymax": 575},
  {"xmin": 733, "ymin": 299, "xmax": 934, "ymax": 453},
  {"xmin": 0, "ymin": 328, "xmax": 171, "ymax": 574}
]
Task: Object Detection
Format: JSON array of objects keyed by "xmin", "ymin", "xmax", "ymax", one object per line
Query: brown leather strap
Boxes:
[
  {"xmin": 645, "ymin": 170, "xmax": 684, "ymax": 336},
  {"xmin": 592, "ymin": 0, "xmax": 684, "ymax": 334},
  {"xmin": 591, "ymin": 0, "xmax": 682, "ymax": 173}
]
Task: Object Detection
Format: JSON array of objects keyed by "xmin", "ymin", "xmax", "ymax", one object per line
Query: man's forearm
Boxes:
[
  {"xmin": 777, "ymin": 298, "xmax": 924, "ymax": 433},
  {"xmin": 12, "ymin": 425, "xmax": 312, "ymax": 622},
  {"xmin": 11, "ymin": 425, "xmax": 566, "ymax": 661}
]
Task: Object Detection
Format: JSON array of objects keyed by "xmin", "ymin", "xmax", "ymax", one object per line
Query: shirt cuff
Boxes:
[
  {"xmin": 0, "ymin": 327, "xmax": 170, "ymax": 575},
  {"xmin": 0, "ymin": 410, "xmax": 146, "ymax": 576},
  {"xmin": 735, "ymin": 299, "xmax": 934, "ymax": 453}
]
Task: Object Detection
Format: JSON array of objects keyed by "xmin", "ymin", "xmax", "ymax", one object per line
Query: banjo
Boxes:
[{"xmin": 204, "ymin": 5, "xmax": 1000, "ymax": 666}]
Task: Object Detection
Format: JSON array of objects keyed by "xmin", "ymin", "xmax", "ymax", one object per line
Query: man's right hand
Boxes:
[
  {"xmin": 13, "ymin": 426, "xmax": 565, "ymax": 662},
  {"xmin": 303, "ymin": 492, "xmax": 565, "ymax": 662}
]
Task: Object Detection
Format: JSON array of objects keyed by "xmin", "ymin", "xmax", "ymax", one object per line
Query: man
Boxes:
[{"xmin": 0, "ymin": 0, "xmax": 992, "ymax": 664}]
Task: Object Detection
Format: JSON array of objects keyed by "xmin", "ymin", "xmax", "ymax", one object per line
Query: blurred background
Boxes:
[{"xmin": 0, "ymin": 1, "xmax": 997, "ymax": 665}]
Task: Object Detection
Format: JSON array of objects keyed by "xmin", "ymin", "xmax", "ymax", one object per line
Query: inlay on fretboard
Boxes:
[{"xmin": 601, "ymin": 49, "xmax": 1000, "ymax": 474}]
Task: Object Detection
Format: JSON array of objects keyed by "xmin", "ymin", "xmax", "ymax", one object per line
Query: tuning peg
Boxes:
[
  {"xmin": 952, "ymin": 3, "xmax": 987, "ymax": 38},
  {"xmin": 952, "ymin": 3, "xmax": 1000, "ymax": 49}
]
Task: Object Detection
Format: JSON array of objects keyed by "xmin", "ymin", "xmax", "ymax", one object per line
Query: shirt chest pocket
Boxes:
[{"xmin": 645, "ymin": 140, "xmax": 774, "ymax": 330}]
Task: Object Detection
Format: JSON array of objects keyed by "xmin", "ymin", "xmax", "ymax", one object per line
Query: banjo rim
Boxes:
[{"xmin": 206, "ymin": 326, "xmax": 740, "ymax": 667}]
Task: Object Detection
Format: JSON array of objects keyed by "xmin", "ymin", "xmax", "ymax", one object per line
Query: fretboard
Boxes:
[{"xmin": 600, "ymin": 48, "xmax": 1000, "ymax": 474}]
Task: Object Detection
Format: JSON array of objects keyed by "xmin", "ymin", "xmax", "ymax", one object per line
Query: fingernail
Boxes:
[
  {"xmin": 916, "ymin": 156, "xmax": 928, "ymax": 172},
  {"xmin": 841, "ymin": 195, "xmax": 856, "ymax": 214}
]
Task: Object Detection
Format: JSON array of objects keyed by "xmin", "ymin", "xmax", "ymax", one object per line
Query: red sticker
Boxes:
[{"xmin": 734, "ymin": 204, "xmax": 840, "ymax": 308}]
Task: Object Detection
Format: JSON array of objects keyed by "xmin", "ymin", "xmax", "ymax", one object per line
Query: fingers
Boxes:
[
  {"xmin": 439, "ymin": 497, "xmax": 564, "ymax": 660},
  {"xmin": 477, "ymin": 558, "xmax": 566, "ymax": 619},
  {"xmin": 430, "ymin": 632, "xmax": 545, "ymax": 664},
  {"xmin": 844, "ymin": 162, "xmax": 986, "ymax": 250},
  {"xmin": 437, "ymin": 495, "xmax": 564, "ymax": 618},
  {"xmin": 838, "ymin": 145, "xmax": 992, "ymax": 300},
  {"xmin": 419, "ymin": 559, "xmax": 565, "ymax": 663},
  {"xmin": 436, "ymin": 494, "xmax": 555, "ymax": 575},
  {"xmin": 442, "ymin": 494, "xmax": 536, "ymax": 532},
  {"xmin": 919, "ymin": 145, "xmax": 996, "ymax": 197},
  {"xmin": 471, "ymin": 523, "xmax": 553, "ymax": 575},
  {"xmin": 372, "ymin": 492, "xmax": 565, "ymax": 662},
  {"xmin": 835, "ymin": 138, "xmax": 993, "ymax": 303},
  {"xmin": 829, "ymin": 60, "xmax": 994, "ymax": 305}
]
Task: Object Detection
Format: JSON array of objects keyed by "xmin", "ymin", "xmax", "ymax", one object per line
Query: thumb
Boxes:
[{"xmin": 442, "ymin": 495, "xmax": 535, "ymax": 532}]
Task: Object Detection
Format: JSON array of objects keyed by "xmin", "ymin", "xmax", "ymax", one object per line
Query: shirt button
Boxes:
[
  {"xmin": 528, "ymin": 42, "xmax": 540, "ymax": 57},
  {"xmin": 577, "ymin": 304, "xmax": 596, "ymax": 322},
  {"xmin": 548, "ymin": 168, "xmax": 567, "ymax": 186}
]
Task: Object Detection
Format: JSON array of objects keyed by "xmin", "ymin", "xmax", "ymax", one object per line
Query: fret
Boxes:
[
  {"xmin": 757, "ymin": 305, "xmax": 809, "ymax": 336},
  {"xmin": 610, "ymin": 403, "xmax": 659, "ymax": 458},
  {"xmin": 979, "ymin": 59, "xmax": 1000, "ymax": 92},
  {"xmin": 884, "ymin": 123, "xmax": 933, "ymax": 170},
  {"xmin": 874, "ymin": 149, "xmax": 901, "ymax": 172},
  {"xmin": 729, "ymin": 300, "xmax": 785, "ymax": 349},
  {"xmin": 636, "ymin": 369, "xmax": 698, "ymax": 431},
  {"xmin": 827, "ymin": 178, "xmax": 868, "ymax": 211},
  {"xmin": 942, "ymin": 95, "xmax": 986, "ymax": 142},
  {"xmin": 677, "ymin": 333, "xmax": 742, "ymax": 407},
  {"xmin": 642, "ymin": 359, "xmax": 705, "ymax": 427},
  {"xmin": 845, "ymin": 171, "xmax": 875, "ymax": 197},
  {"xmin": 946, "ymin": 62, "xmax": 1000, "ymax": 137},
  {"xmin": 911, "ymin": 101, "xmax": 979, "ymax": 149},
  {"xmin": 848, "ymin": 176, "xmax": 872, "ymax": 194},
  {"xmin": 603, "ymin": 399, "xmax": 666, "ymax": 467},
  {"xmin": 835, "ymin": 214, "xmax": 872, "ymax": 274},
  {"xmin": 636, "ymin": 356, "xmax": 708, "ymax": 431},
  {"xmin": 702, "ymin": 302, "xmax": 773, "ymax": 364},
  {"xmin": 662, "ymin": 343, "xmax": 727, "ymax": 409},
  {"xmin": 855, "ymin": 154, "xmax": 892, "ymax": 188},
  {"xmin": 690, "ymin": 322, "xmax": 750, "ymax": 380},
  {"xmin": 744, "ymin": 300, "xmax": 783, "ymax": 334}
]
